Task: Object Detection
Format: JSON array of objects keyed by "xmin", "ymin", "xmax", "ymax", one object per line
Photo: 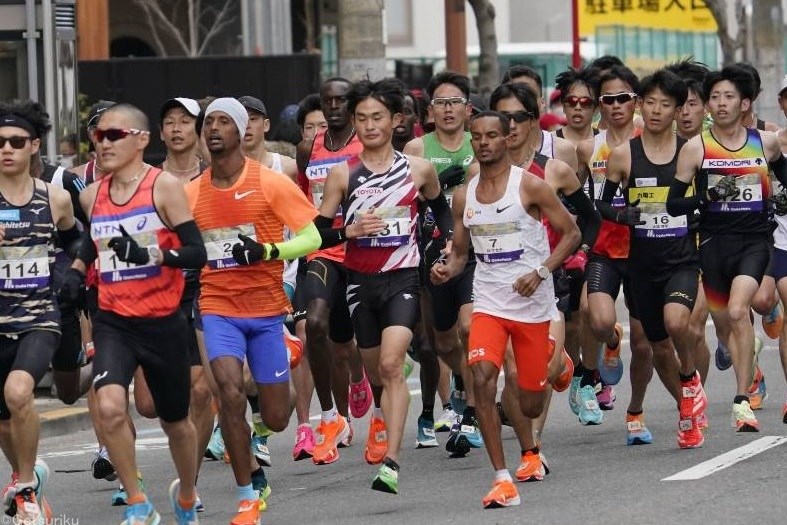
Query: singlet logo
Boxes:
[
  {"xmin": 462, "ymin": 155, "xmax": 474, "ymax": 167},
  {"xmin": 703, "ymin": 158, "xmax": 765, "ymax": 168},
  {"xmin": 355, "ymin": 187, "xmax": 383, "ymax": 197},
  {"xmin": 466, "ymin": 208, "xmax": 476, "ymax": 219}
]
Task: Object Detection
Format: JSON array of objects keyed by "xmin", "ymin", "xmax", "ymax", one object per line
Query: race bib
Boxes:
[
  {"xmin": 310, "ymin": 180, "xmax": 325, "ymax": 208},
  {"xmin": 0, "ymin": 245, "xmax": 50, "ymax": 290},
  {"xmin": 97, "ymin": 230, "xmax": 161, "ymax": 283},
  {"xmin": 470, "ymin": 222, "xmax": 524, "ymax": 263},
  {"xmin": 592, "ymin": 172, "xmax": 625, "ymax": 207},
  {"xmin": 202, "ymin": 224, "xmax": 257, "ymax": 269},
  {"xmin": 356, "ymin": 206, "xmax": 410, "ymax": 248},
  {"xmin": 707, "ymin": 173, "xmax": 763, "ymax": 212},
  {"xmin": 630, "ymin": 186, "xmax": 688, "ymax": 238}
]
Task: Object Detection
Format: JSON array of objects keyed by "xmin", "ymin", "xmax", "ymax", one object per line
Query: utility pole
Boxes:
[
  {"xmin": 752, "ymin": 0, "xmax": 783, "ymax": 122},
  {"xmin": 337, "ymin": 0, "xmax": 385, "ymax": 81},
  {"xmin": 445, "ymin": 0, "xmax": 467, "ymax": 74}
]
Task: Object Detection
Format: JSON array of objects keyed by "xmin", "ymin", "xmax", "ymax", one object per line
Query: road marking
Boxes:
[{"xmin": 662, "ymin": 436, "xmax": 787, "ymax": 481}]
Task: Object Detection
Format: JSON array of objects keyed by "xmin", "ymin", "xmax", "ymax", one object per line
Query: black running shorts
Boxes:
[
  {"xmin": 293, "ymin": 257, "xmax": 354, "ymax": 343},
  {"xmin": 629, "ymin": 267, "xmax": 699, "ymax": 342},
  {"xmin": 0, "ymin": 331, "xmax": 59, "ymax": 419},
  {"xmin": 699, "ymin": 233, "xmax": 770, "ymax": 312},
  {"xmin": 586, "ymin": 255, "xmax": 639, "ymax": 319}
]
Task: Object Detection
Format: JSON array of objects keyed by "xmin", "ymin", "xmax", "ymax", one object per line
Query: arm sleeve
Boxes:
[
  {"xmin": 269, "ymin": 223, "xmax": 321, "ymax": 261},
  {"xmin": 57, "ymin": 224, "xmax": 81, "ymax": 258},
  {"xmin": 563, "ymin": 188, "xmax": 601, "ymax": 249},
  {"xmin": 161, "ymin": 220, "xmax": 207, "ymax": 268},
  {"xmin": 63, "ymin": 172, "xmax": 89, "ymax": 225},
  {"xmin": 769, "ymin": 154, "xmax": 787, "ymax": 189},
  {"xmin": 314, "ymin": 214, "xmax": 346, "ymax": 249},
  {"xmin": 593, "ymin": 200, "xmax": 620, "ymax": 222},
  {"xmin": 426, "ymin": 191, "xmax": 453, "ymax": 240},
  {"xmin": 600, "ymin": 179, "xmax": 620, "ymax": 204},
  {"xmin": 75, "ymin": 230, "xmax": 97, "ymax": 266},
  {"xmin": 666, "ymin": 179, "xmax": 701, "ymax": 217}
]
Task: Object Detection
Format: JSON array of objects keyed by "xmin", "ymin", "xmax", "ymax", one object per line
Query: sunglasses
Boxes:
[
  {"xmin": 500, "ymin": 110, "xmax": 533, "ymax": 123},
  {"xmin": 564, "ymin": 96, "xmax": 595, "ymax": 108},
  {"xmin": 92, "ymin": 128, "xmax": 149, "ymax": 142},
  {"xmin": 431, "ymin": 97, "xmax": 467, "ymax": 108},
  {"xmin": 0, "ymin": 136, "xmax": 31, "ymax": 149},
  {"xmin": 599, "ymin": 93, "xmax": 637, "ymax": 105}
]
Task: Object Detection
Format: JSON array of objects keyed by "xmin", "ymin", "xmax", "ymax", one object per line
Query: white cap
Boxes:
[{"xmin": 780, "ymin": 74, "xmax": 787, "ymax": 96}]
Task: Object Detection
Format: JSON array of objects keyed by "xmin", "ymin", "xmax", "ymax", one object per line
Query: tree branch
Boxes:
[
  {"xmin": 197, "ymin": 0, "xmax": 237, "ymax": 56},
  {"xmin": 133, "ymin": 0, "xmax": 190, "ymax": 55}
]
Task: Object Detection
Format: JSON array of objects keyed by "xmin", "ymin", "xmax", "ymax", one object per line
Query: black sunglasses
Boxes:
[
  {"xmin": 500, "ymin": 110, "xmax": 533, "ymax": 123},
  {"xmin": 0, "ymin": 136, "xmax": 31, "ymax": 149},
  {"xmin": 599, "ymin": 93, "xmax": 637, "ymax": 105},
  {"xmin": 92, "ymin": 128, "xmax": 149, "ymax": 142}
]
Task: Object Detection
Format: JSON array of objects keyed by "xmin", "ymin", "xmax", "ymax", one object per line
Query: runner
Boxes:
[
  {"xmin": 0, "ymin": 100, "xmax": 79, "ymax": 523},
  {"xmin": 61, "ymin": 103, "xmax": 206, "ymax": 524},
  {"xmin": 72, "ymin": 100, "xmax": 115, "ymax": 184},
  {"xmin": 316, "ymin": 77, "xmax": 452, "ymax": 493},
  {"xmin": 599, "ymin": 69, "xmax": 706, "ymax": 448},
  {"xmin": 240, "ymin": 95, "xmax": 298, "ymax": 179},
  {"xmin": 668, "ymin": 64, "xmax": 787, "ymax": 432},
  {"xmin": 554, "ymin": 67, "xmax": 600, "ymax": 144},
  {"xmin": 773, "ymin": 74, "xmax": 787, "ymax": 423},
  {"xmin": 186, "ymin": 97, "xmax": 320, "ymax": 525},
  {"xmin": 297, "ymin": 94, "xmax": 328, "ymax": 141},
  {"xmin": 392, "ymin": 92, "xmax": 419, "ymax": 152},
  {"xmin": 432, "ymin": 110, "xmax": 579, "ymax": 508}
]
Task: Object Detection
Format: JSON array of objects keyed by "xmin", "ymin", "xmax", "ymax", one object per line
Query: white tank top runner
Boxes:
[
  {"xmin": 267, "ymin": 152, "xmax": 298, "ymax": 286},
  {"xmin": 539, "ymin": 130, "xmax": 554, "ymax": 159},
  {"xmin": 773, "ymin": 154, "xmax": 787, "ymax": 251},
  {"xmin": 464, "ymin": 165, "xmax": 558, "ymax": 323}
]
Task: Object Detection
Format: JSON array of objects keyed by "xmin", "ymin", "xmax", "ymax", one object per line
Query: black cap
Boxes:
[
  {"xmin": 238, "ymin": 95, "xmax": 267, "ymax": 116},
  {"xmin": 469, "ymin": 93, "xmax": 487, "ymax": 116},
  {"xmin": 86, "ymin": 100, "xmax": 116, "ymax": 130}
]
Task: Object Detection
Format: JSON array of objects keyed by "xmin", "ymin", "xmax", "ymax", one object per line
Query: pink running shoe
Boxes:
[
  {"xmin": 292, "ymin": 423, "xmax": 316, "ymax": 461},
  {"xmin": 349, "ymin": 371, "xmax": 373, "ymax": 418},
  {"xmin": 596, "ymin": 385, "xmax": 616, "ymax": 411}
]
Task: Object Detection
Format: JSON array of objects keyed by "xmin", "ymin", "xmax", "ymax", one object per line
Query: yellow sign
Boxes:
[{"xmin": 579, "ymin": 0, "xmax": 718, "ymax": 36}]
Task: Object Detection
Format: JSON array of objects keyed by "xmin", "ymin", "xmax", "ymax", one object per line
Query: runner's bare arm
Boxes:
[
  {"xmin": 403, "ymin": 136, "xmax": 425, "ymax": 157},
  {"xmin": 554, "ymin": 135, "xmax": 579, "ymax": 173},
  {"xmin": 296, "ymin": 138, "xmax": 315, "ymax": 174}
]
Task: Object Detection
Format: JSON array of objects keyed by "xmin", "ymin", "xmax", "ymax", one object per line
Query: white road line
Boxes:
[{"xmin": 662, "ymin": 436, "xmax": 787, "ymax": 481}]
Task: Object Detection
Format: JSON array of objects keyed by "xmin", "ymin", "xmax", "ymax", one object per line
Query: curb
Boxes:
[{"xmin": 40, "ymin": 406, "xmax": 93, "ymax": 439}]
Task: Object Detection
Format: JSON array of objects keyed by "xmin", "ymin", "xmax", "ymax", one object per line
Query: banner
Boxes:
[{"xmin": 579, "ymin": 0, "xmax": 718, "ymax": 36}]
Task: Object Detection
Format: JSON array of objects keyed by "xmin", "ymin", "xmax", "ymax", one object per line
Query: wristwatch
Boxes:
[
  {"xmin": 536, "ymin": 265, "xmax": 550, "ymax": 280},
  {"xmin": 147, "ymin": 246, "xmax": 161, "ymax": 264}
]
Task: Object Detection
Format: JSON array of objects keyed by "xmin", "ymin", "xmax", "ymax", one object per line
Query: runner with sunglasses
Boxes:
[
  {"xmin": 404, "ymin": 71, "xmax": 482, "ymax": 456},
  {"xmin": 0, "ymin": 100, "xmax": 80, "ymax": 524},
  {"xmin": 60, "ymin": 103, "xmax": 207, "ymax": 525}
]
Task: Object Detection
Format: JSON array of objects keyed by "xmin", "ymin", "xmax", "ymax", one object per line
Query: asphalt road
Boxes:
[{"xmin": 4, "ymin": 302, "xmax": 786, "ymax": 525}]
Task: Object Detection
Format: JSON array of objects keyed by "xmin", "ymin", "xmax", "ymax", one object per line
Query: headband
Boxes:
[{"xmin": 0, "ymin": 114, "xmax": 37, "ymax": 138}]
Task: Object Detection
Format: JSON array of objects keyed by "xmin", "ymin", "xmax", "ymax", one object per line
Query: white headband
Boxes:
[{"xmin": 205, "ymin": 97, "xmax": 249, "ymax": 137}]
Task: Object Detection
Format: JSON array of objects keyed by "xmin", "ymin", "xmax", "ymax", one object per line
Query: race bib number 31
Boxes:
[
  {"xmin": 470, "ymin": 222, "xmax": 524, "ymax": 263},
  {"xmin": 0, "ymin": 245, "xmax": 50, "ymax": 290},
  {"xmin": 203, "ymin": 224, "xmax": 256, "ymax": 269},
  {"xmin": 356, "ymin": 206, "xmax": 410, "ymax": 248}
]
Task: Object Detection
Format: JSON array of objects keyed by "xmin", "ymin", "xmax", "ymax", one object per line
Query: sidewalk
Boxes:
[{"xmin": 35, "ymin": 392, "xmax": 92, "ymax": 440}]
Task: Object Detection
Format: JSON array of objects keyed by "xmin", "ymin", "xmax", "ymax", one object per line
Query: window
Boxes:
[{"xmin": 386, "ymin": 0, "xmax": 412, "ymax": 46}]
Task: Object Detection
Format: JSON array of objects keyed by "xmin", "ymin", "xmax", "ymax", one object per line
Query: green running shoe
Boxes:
[{"xmin": 371, "ymin": 464, "xmax": 398, "ymax": 494}]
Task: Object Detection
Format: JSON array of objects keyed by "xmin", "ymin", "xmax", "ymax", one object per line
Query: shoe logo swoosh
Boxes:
[
  {"xmin": 235, "ymin": 190, "xmax": 256, "ymax": 200},
  {"xmin": 496, "ymin": 203, "xmax": 514, "ymax": 213}
]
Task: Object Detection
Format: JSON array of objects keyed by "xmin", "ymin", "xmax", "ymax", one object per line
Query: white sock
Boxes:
[
  {"xmin": 494, "ymin": 469, "xmax": 512, "ymax": 483},
  {"xmin": 372, "ymin": 407, "xmax": 383, "ymax": 419},
  {"xmin": 322, "ymin": 407, "xmax": 338, "ymax": 422}
]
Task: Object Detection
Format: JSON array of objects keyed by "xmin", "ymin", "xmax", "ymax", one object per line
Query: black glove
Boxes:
[
  {"xmin": 231, "ymin": 234, "xmax": 265, "ymax": 265},
  {"xmin": 58, "ymin": 268, "xmax": 86, "ymax": 307},
  {"xmin": 614, "ymin": 198, "xmax": 646, "ymax": 226},
  {"xmin": 107, "ymin": 225, "xmax": 149, "ymax": 265},
  {"xmin": 707, "ymin": 175, "xmax": 739, "ymax": 202},
  {"xmin": 438, "ymin": 165, "xmax": 466, "ymax": 191},
  {"xmin": 423, "ymin": 236, "xmax": 447, "ymax": 268},
  {"xmin": 769, "ymin": 190, "xmax": 787, "ymax": 216}
]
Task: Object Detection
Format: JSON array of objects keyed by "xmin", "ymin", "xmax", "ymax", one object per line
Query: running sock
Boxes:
[
  {"xmin": 372, "ymin": 406, "xmax": 384, "ymax": 419},
  {"xmin": 321, "ymin": 407, "xmax": 338, "ymax": 422},
  {"xmin": 580, "ymin": 366, "xmax": 596, "ymax": 388},
  {"xmin": 573, "ymin": 362, "xmax": 585, "ymax": 378},
  {"xmin": 521, "ymin": 446, "xmax": 539, "ymax": 456},
  {"xmin": 421, "ymin": 402, "xmax": 434, "ymax": 421},
  {"xmin": 453, "ymin": 373, "xmax": 465, "ymax": 392},
  {"xmin": 236, "ymin": 483, "xmax": 257, "ymax": 502},
  {"xmin": 126, "ymin": 492, "xmax": 147, "ymax": 505},
  {"xmin": 627, "ymin": 410, "xmax": 643, "ymax": 416},
  {"xmin": 494, "ymin": 469, "xmax": 512, "ymax": 483},
  {"xmin": 382, "ymin": 457, "xmax": 400, "ymax": 471},
  {"xmin": 679, "ymin": 371, "xmax": 697, "ymax": 383},
  {"xmin": 734, "ymin": 395, "xmax": 749, "ymax": 405},
  {"xmin": 15, "ymin": 481, "xmax": 36, "ymax": 491},
  {"xmin": 247, "ymin": 395, "xmax": 259, "ymax": 414},
  {"xmin": 461, "ymin": 406, "xmax": 477, "ymax": 425}
]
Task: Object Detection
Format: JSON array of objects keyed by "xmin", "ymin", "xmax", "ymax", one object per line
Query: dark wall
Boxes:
[{"xmin": 78, "ymin": 54, "xmax": 321, "ymax": 163}]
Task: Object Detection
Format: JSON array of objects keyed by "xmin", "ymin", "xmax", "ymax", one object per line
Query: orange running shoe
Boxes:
[
  {"xmin": 364, "ymin": 416, "xmax": 388, "ymax": 465},
  {"xmin": 284, "ymin": 327, "xmax": 303, "ymax": 369},
  {"xmin": 312, "ymin": 417, "xmax": 350, "ymax": 465},
  {"xmin": 747, "ymin": 367, "xmax": 768, "ymax": 410},
  {"xmin": 231, "ymin": 496, "xmax": 260, "ymax": 525},
  {"xmin": 761, "ymin": 301, "xmax": 783, "ymax": 340},
  {"xmin": 515, "ymin": 450, "xmax": 545, "ymax": 482},
  {"xmin": 678, "ymin": 414, "xmax": 704, "ymax": 449},
  {"xmin": 552, "ymin": 348, "xmax": 574, "ymax": 392},
  {"xmin": 482, "ymin": 479, "xmax": 520, "ymax": 509}
]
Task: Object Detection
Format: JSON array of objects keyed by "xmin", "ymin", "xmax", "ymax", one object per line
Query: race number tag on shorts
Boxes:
[
  {"xmin": 629, "ymin": 186, "xmax": 688, "ymax": 238},
  {"xmin": 202, "ymin": 224, "xmax": 256, "ymax": 269},
  {"xmin": 356, "ymin": 206, "xmax": 410, "ymax": 248},
  {"xmin": 470, "ymin": 222, "xmax": 524, "ymax": 263},
  {"xmin": 707, "ymin": 173, "xmax": 763, "ymax": 212},
  {"xmin": 0, "ymin": 245, "xmax": 50, "ymax": 290},
  {"xmin": 97, "ymin": 231, "xmax": 161, "ymax": 283}
]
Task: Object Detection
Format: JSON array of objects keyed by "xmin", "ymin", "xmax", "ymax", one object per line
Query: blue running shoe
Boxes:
[
  {"xmin": 445, "ymin": 416, "xmax": 469, "ymax": 457},
  {"xmin": 168, "ymin": 479, "xmax": 197, "ymax": 525},
  {"xmin": 204, "ymin": 424, "xmax": 225, "ymax": 461},
  {"xmin": 112, "ymin": 474, "xmax": 144, "ymax": 506},
  {"xmin": 625, "ymin": 413, "xmax": 653, "ymax": 445},
  {"xmin": 568, "ymin": 376, "xmax": 581, "ymax": 416},
  {"xmin": 577, "ymin": 385, "xmax": 603, "ymax": 425},
  {"xmin": 597, "ymin": 323, "xmax": 624, "ymax": 385},
  {"xmin": 715, "ymin": 342, "xmax": 732, "ymax": 371},
  {"xmin": 194, "ymin": 495, "xmax": 204, "ymax": 513},
  {"xmin": 415, "ymin": 416, "xmax": 438, "ymax": 448},
  {"xmin": 121, "ymin": 500, "xmax": 160, "ymax": 525},
  {"xmin": 251, "ymin": 467, "xmax": 271, "ymax": 511},
  {"xmin": 251, "ymin": 432, "xmax": 271, "ymax": 467},
  {"xmin": 33, "ymin": 459, "xmax": 49, "ymax": 506}
]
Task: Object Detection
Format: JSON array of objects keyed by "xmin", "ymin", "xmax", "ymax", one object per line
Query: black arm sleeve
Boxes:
[
  {"xmin": 56, "ymin": 224, "xmax": 81, "ymax": 258},
  {"xmin": 161, "ymin": 220, "xmax": 207, "ymax": 269},
  {"xmin": 76, "ymin": 230, "xmax": 97, "ymax": 266},
  {"xmin": 600, "ymin": 179, "xmax": 620, "ymax": 204},
  {"xmin": 426, "ymin": 191, "xmax": 453, "ymax": 240},
  {"xmin": 314, "ymin": 214, "xmax": 346, "ymax": 249},
  {"xmin": 666, "ymin": 179, "xmax": 701, "ymax": 217},
  {"xmin": 62, "ymin": 172, "xmax": 89, "ymax": 225},
  {"xmin": 564, "ymin": 188, "xmax": 600, "ymax": 249},
  {"xmin": 593, "ymin": 200, "xmax": 620, "ymax": 222},
  {"xmin": 769, "ymin": 154, "xmax": 787, "ymax": 189}
]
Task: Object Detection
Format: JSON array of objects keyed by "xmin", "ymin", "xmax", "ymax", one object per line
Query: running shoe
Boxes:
[
  {"xmin": 195, "ymin": 495, "xmax": 204, "ymax": 513},
  {"xmin": 112, "ymin": 473, "xmax": 144, "ymax": 506},
  {"xmin": 598, "ymin": 323, "xmax": 624, "ymax": 385},
  {"xmin": 697, "ymin": 412, "xmax": 709, "ymax": 430},
  {"xmin": 33, "ymin": 460, "xmax": 48, "ymax": 510},
  {"xmin": 539, "ymin": 451, "xmax": 550, "ymax": 475},
  {"xmin": 230, "ymin": 495, "xmax": 260, "ymax": 525},
  {"xmin": 415, "ymin": 415, "xmax": 438, "ymax": 448},
  {"xmin": 678, "ymin": 415, "xmax": 704, "ymax": 449},
  {"xmin": 204, "ymin": 424, "xmax": 225, "ymax": 461},
  {"xmin": 92, "ymin": 447, "xmax": 117, "ymax": 481},
  {"xmin": 625, "ymin": 412, "xmax": 653, "ymax": 445},
  {"xmin": 251, "ymin": 432, "xmax": 271, "ymax": 467},
  {"xmin": 748, "ymin": 367, "xmax": 768, "ymax": 410},
  {"xmin": 715, "ymin": 341, "xmax": 732, "ymax": 371},
  {"xmin": 446, "ymin": 416, "xmax": 483, "ymax": 457},
  {"xmin": 596, "ymin": 384, "xmax": 616, "ymax": 411},
  {"xmin": 751, "ymin": 337, "xmax": 763, "ymax": 384},
  {"xmin": 680, "ymin": 372, "xmax": 709, "ymax": 418},
  {"xmin": 312, "ymin": 416, "xmax": 350, "ymax": 465},
  {"xmin": 365, "ymin": 416, "xmax": 388, "ymax": 465},
  {"xmin": 568, "ymin": 376, "xmax": 581, "ymax": 416},
  {"xmin": 434, "ymin": 406, "xmax": 457, "ymax": 432},
  {"xmin": 496, "ymin": 401, "xmax": 512, "ymax": 427},
  {"xmin": 292, "ymin": 423, "xmax": 316, "ymax": 461},
  {"xmin": 168, "ymin": 479, "xmax": 198, "ymax": 525},
  {"xmin": 762, "ymin": 301, "xmax": 784, "ymax": 339},
  {"xmin": 731, "ymin": 400, "xmax": 760, "ymax": 432},
  {"xmin": 341, "ymin": 416, "xmax": 354, "ymax": 447},
  {"xmin": 349, "ymin": 371, "xmax": 373, "ymax": 419},
  {"xmin": 403, "ymin": 353, "xmax": 415, "ymax": 379},
  {"xmin": 482, "ymin": 479, "xmax": 520, "ymax": 509},
  {"xmin": 371, "ymin": 463, "xmax": 399, "ymax": 494},
  {"xmin": 121, "ymin": 500, "xmax": 160, "ymax": 525},
  {"xmin": 284, "ymin": 326, "xmax": 303, "ymax": 369},
  {"xmin": 552, "ymin": 348, "xmax": 574, "ymax": 392},
  {"xmin": 251, "ymin": 467, "xmax": 271, "ymax": 509},
  {"xmin": 2, "ymin": 472, "xmax": 18, "ymax": 515},
  {"xmin": 515, "ymin": 450, "xmax": 545, "ymax": 482},
  {"xmin": 450, "ymin": 388, "xmax": 467, "ymax": 416},
  {"xmin": 13, "ymin": 487, "xmax": 43, "ymax": 524},
  {"xmin": 577, "ymin": 385, "xmax": 603, "ymax": 425}
]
